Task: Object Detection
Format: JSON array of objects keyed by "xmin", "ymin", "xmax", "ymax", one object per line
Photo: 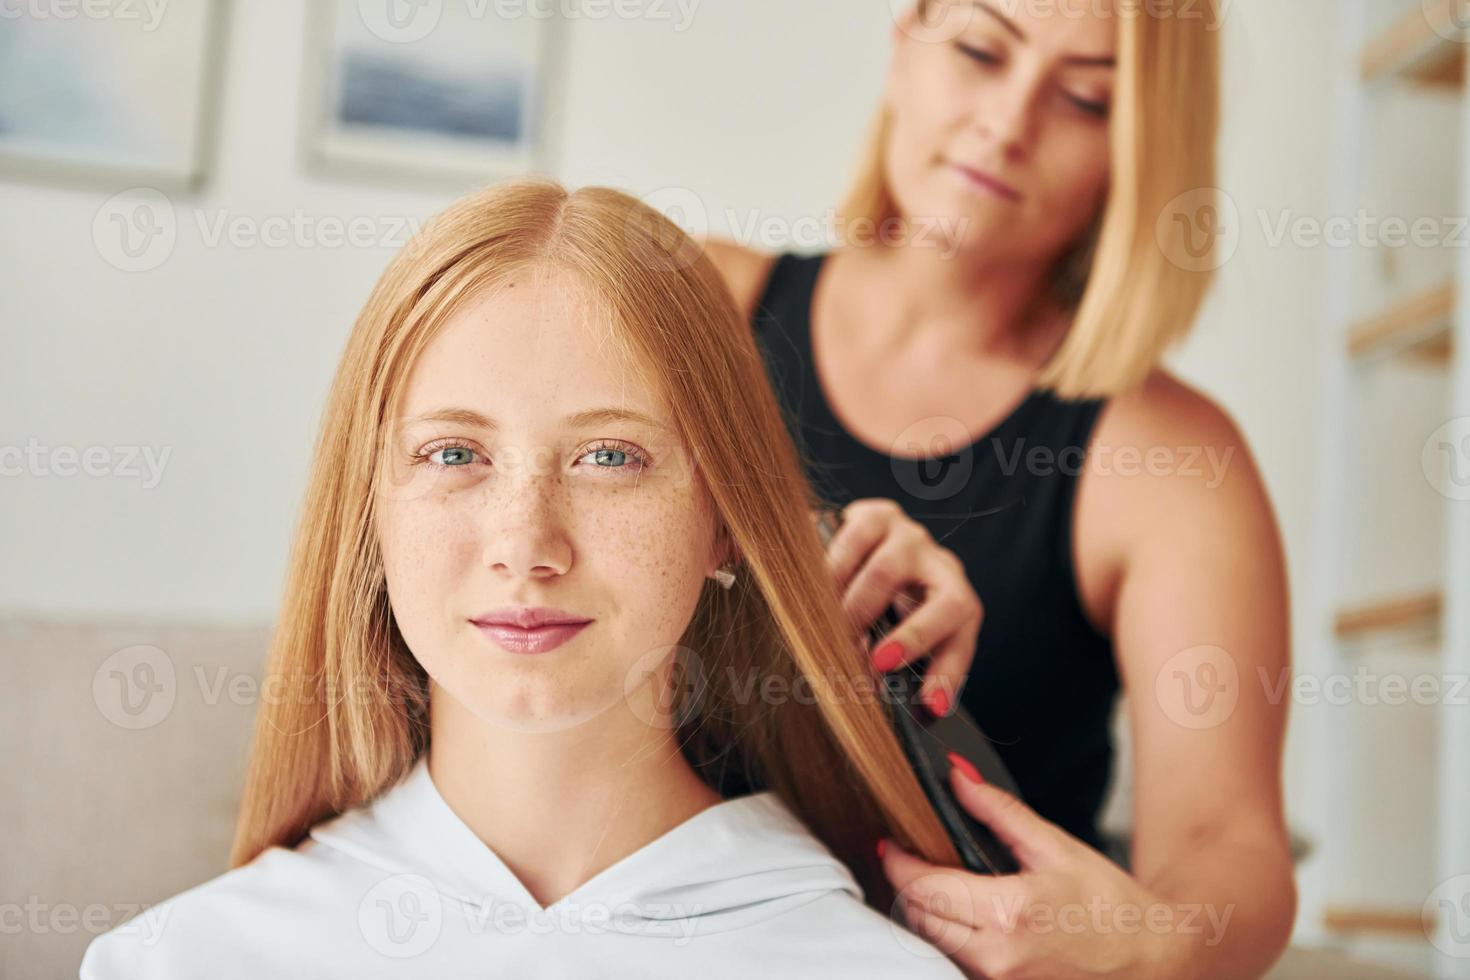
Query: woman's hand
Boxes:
[
  {"xmin": 818, "ymin": 498, "xmax": 983, "ymax": 717},
  {"xmin": 877, "ymin": 757, "xmax": 1205, "ymax": 980}
]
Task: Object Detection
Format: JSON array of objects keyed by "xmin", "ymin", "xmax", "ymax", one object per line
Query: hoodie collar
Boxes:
[{"xmin": 309, "ymin": 753, "xmax": 861, "ymax": 938}]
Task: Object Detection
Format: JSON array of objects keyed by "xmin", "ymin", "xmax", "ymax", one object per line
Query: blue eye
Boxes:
[
  {"xmin": 410, "ymin": 439, "xmax": 650, "ymax": 474},
  {"xmin": 580, "ymin": 441, "xmax": 649, "ymax": 472},
  {"xmin": 412, "ymin": 441, "xmax": 480, "ymax": 470},
  {"xmin": 434, "ymin": 446, "xmax": 476, "ymax": 467},
  {"xmin": 591, "ymin": 448, "xmax": 627, "ymax": 466}
]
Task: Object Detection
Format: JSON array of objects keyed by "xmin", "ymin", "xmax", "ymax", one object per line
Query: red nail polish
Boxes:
[
  {"xmin": 925, "ymin": 688, "xmax": 951, "ymax": 718},
  {"xmin": 947, "ymin": 750, "xmax": 983, "ymax": 785},
  {"xmin": 876, "ymin": 838, "xmax": 888, "ymax": 859},
  {"xmin": 871, "ymin": 639, "xmax": 905, "ymax": 672}
]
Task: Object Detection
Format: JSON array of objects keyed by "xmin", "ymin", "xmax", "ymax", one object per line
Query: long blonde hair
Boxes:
[
  {"xmin": 228, "ymin": 177, "xmax": 960, "ymax": 913},
  {"xmin": 841, "ymin": 0, "xmax": 1222, "ymax": 397}
]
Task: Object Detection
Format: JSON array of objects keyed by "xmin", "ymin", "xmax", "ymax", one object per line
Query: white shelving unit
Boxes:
[{"xmin": 1305, "ymin": 2, "xmax": 1470, "ymax": 976}]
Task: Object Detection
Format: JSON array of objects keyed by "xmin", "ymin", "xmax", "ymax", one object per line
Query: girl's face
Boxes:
[
  {"xmin": 375, "ymin": 266, "xmax": 723, "ymax": 734},
  {"xmin": 884, "ymin": 0, "xmax": 1116, "ymax": 261}
]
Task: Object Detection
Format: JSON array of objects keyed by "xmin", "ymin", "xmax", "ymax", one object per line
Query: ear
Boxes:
[{"xmin": 711, "ymin": 520, "xmax": 741, "ymax": 570}]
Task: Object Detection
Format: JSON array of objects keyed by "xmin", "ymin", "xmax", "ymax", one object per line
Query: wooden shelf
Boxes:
[
  {"xmin": 1347, "ymin": 280, "xmax": 1455, "ymax": 365},
  {"xmin": 1362, "ymin": 1, "xmax": 1468, "ymax": 89},
  {"xmin": 1324, "ymin": 905, "xmax": 1434, "ymax": 939},
  {"xmin": 1334, "ymin": 590, "xmax": 1443, "ymax": 639}
]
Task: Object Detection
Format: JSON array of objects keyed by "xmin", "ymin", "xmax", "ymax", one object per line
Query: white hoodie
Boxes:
[{"xmin": 80, "ymin": 755, "xmax": 965, "ymax": 979}]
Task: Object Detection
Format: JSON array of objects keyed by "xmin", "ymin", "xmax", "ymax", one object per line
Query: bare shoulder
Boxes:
[
  {"xmin": 1094, "ymin": 368, "xmax": 1251, "ymax": 453},
  {"xmin": 1075, "ymin": 369, "xmax": 1283, "ymax": 627},
  {"xmin": 702, "ymin": 237, "xmax": 777, "ymax": 322}
]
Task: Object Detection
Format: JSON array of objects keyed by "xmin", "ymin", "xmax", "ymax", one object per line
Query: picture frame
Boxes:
[
  {"xmin": 301, "ymin": 0, "xmax": 562, "ymax": 188},
  {"xmin": 0, "ymin": 0, "xmax": 227, "ymax": 191}
]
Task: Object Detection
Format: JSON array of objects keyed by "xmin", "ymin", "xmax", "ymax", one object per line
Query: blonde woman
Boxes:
[
  {"xmin": 79, "ymin": 179, "xmax": 985, "ymax": 978},
  {"xmin": 706, "ymin": 0, "xmax": 1295, "ymax": 976}
]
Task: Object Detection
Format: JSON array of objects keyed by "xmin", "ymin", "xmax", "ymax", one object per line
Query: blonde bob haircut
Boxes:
[
  {"xmin": 842, "ymin": 0, "xmax": 1222, "ymax": 397},
  {"xmin": 228, "ymin": 177, "xmax": 961, "ymax": 914}
]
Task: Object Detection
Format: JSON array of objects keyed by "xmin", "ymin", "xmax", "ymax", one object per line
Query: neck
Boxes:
[
  {"xmin": 846, "ymin": 241, "xmax": 1071, "ymax": 364},
  {"xmin": 426, "ymin": 679, "xmax": 722, "ymax": 908}
]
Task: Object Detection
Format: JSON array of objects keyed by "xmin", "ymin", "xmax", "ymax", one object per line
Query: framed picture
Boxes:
[
  {"xmin": 0, "ymin": 1, "xmax": 226, "ymax": 189},
  {"xmin": 302, "ymin": 0, "xmax": 560, "ymax": 187}
]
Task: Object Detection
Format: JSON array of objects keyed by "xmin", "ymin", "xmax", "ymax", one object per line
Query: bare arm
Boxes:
[{"xmin": 1082, "ymin": 374, "xmax": 1297, "ymax": 978}]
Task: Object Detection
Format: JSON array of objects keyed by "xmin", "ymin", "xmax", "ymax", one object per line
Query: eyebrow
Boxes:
[
  {"xmin": 405, "ymin": 406, "xmax": 672, "ymax": 432},
  {"xmin": 969, "ymin": 1, "xmax": 1117, "ymax": 67}
]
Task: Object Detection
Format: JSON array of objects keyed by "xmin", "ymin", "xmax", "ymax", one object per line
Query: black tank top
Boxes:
[{"xmin": 751, "ymin": 251, "xmax": 1121, "ymax": 852}]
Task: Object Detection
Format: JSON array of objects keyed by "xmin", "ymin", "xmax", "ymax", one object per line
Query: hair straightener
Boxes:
[{"xmin": 814, "ymin": 506, "xmax": 1022, "ymax": 876}]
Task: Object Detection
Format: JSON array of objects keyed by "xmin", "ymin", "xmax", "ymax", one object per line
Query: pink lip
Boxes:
[
  {"xmin": 473, "ymin": 621, "xmax": 590, "ymax": 655},
  {"xmin": 469, "ymin": 607, "xmax": 593, "ymax": 655},
  {"xmin": 949, "ymin": 162, "xmax": 1022, "ymax": 202}
]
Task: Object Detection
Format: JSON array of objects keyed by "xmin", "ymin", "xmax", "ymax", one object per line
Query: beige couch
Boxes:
[{"xmin": 3, "ymin": 615, "xmax": 268, "ymax": 978}]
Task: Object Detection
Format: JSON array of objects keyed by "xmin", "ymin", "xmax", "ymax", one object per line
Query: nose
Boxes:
[
  {"xmin": 975, "ymin": 70, "xmax": 1042, "ymax": 159},
  {"xmin": 480, "ymin": 456, "xmax": 573, "ymax": 581}
]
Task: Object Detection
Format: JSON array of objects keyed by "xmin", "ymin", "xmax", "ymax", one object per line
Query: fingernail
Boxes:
[
  {"xmin": 924, "ymin": 688, "xmax": 951, "ymax": 718},
  {"xmin": 871, "ymin": 639, "xmax": 905, "ymax": 672},
  {"xmin": 947, "ymin": 750, "xmax": 983, "ymax": 785},
  {"xmin": 876, "ymin": 838, "xmax": 888, "ymax": 859}
]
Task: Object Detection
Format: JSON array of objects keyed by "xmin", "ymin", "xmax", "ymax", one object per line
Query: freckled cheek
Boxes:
[
  {"xmin": 575, "ymin": 488, "xmax": 713, "ymax": 634},
  {"xmin": 377, "ymin": 498, "xmax": 483, "ymax": 627}
]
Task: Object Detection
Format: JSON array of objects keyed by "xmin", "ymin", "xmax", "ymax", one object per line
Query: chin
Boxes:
[{"xmin": 454, "ymin": 671, "xmax": 628, "ymax": 736}]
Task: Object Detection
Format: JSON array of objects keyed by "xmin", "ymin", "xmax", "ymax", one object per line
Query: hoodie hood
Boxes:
[{"xmin": 308, "ymin": 754, "xmax": 863, "ymax": 941}]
